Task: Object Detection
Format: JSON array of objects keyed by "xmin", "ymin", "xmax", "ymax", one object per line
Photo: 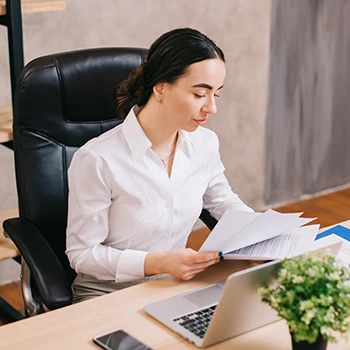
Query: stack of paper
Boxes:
[{"xmin": 199, "ymin": 209, "xmax": 318, "ymax": 260}]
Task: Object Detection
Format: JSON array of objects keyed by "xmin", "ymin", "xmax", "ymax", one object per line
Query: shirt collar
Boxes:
[
  {"xmin": 122, "ymin": 106, "xmax": 198, "ymax": 161},
  {"xmin": 177, "ymin": 129, "xmax": 198, "ymax": 156},
  {"xmin": 122, "ymin": 107, "xmax": 152, "ymax": 161}
]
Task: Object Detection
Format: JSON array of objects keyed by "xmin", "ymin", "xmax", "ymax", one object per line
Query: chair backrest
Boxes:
[{"xmin": 13, "ymin": 48, "xmax": 148, "ymax": 283}]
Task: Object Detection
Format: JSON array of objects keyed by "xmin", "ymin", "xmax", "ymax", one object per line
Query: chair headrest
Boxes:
[{"xmin": 14, "ymin": 47, "xmax": 148, "ymax": 146}]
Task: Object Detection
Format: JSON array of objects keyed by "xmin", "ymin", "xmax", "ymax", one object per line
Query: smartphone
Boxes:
[{"xmin": 93, "ymin": 328, "xmax": 153, "ymax": 350}]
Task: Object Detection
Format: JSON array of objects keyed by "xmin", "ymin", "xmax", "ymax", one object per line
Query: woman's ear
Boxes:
[{"xmin": 153, "ymin": 83, "xmax": 166, "ymax": 102}]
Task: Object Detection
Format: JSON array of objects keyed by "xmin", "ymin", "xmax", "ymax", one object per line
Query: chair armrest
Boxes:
[
  {"xmin": 199, "ymin": 209, "xmax": 217, "ymax": 231},
  {"xmin": 3, "ymin": 217, "xmax": 72, "ymax": 310}
]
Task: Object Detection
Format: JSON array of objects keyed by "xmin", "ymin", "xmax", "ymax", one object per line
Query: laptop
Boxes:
[{"xmin": 144, "ymin": 260, "xmax": 281, "ymax": 348}]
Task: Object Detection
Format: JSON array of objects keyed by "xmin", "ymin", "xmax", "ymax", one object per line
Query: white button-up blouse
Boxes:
[{"xmin": 66, "ymin": 108, "xmax": 253, "ymax": 283}]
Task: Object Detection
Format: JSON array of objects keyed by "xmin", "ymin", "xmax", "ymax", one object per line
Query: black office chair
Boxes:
[{"xmin": 2, "ymin": 48, "xmax": 217, "ymax": 317}]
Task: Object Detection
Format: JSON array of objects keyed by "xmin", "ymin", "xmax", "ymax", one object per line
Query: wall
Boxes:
[
  {"xmin": 265, "ymin": 0, "xmax": 350, "ymax": 205},
  {"xmin": 0, "ymin": 0, "xmax": 271, "ymax": 210},
  {"xmin": 0, "ymin": 145, "xmax": 17, "ymax": 210}
]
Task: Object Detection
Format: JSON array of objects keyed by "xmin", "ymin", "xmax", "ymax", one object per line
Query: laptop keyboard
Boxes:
[{"xmin": 173, "ymin": 305, "xmax": 217, "ymax": 339}]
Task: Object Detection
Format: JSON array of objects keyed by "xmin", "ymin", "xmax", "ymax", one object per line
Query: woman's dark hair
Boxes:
[{"xmin": 115, "ymin": 28, "xmax": 225, "ymax": 119}]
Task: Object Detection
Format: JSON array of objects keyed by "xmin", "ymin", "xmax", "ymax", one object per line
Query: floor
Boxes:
[{"xmin": 0, "ymin": 187, "xmax": 349, "ymax": 326}]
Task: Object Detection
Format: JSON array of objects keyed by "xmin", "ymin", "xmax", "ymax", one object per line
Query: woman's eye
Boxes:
[{"xmin": 194, "ymin": 93, "xmax": 220, "ymax": 98}]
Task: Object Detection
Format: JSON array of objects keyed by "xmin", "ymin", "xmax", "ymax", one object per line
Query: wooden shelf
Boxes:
[
  {"xmin": 0, "ymin": 208, "xmax": 19, "ymax": 260},
  {"xmin": 0, "ymin": 0, "xmax": 66, "ymax": 16},
  {"xmin": 0, "ymin": 105, "xmax": 12, "ymax": 143}
]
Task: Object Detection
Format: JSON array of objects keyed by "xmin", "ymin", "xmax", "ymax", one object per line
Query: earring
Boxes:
[{"xmin": 156, "ymin": 97, "xmax": 161, "ymax": 103}]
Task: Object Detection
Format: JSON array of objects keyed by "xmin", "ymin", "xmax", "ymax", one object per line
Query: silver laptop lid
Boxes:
[
  {"xmin": 144, "ymin": 260, "xmax": 281, "ymax": 348},
  {"xmin": 201, "ymin": 260, "xmax": 281, "ymax": 347}
]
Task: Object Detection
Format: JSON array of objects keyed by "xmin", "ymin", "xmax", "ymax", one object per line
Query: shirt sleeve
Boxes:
[
  {"xmin": 203, "ymin": 132, "xmax": 254, "ymax": 221},
  {"xmin": 66, "ymin": 148, "xmax": 148, "ymax": 282}
]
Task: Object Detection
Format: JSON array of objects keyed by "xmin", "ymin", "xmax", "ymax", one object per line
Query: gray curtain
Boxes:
[{"xmin": 265, "ymin": 0, "xmax": 350, "ymax": 205}]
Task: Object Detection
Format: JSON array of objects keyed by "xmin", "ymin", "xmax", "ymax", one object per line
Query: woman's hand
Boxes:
[{"xmin": 145, "ymin": 249, "xmax": 222, "ymax": 280}]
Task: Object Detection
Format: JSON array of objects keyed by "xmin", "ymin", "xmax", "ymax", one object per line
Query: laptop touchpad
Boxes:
[{"xmin": 183, "ymin": 284, "xmax": 224, "ymax": 308}]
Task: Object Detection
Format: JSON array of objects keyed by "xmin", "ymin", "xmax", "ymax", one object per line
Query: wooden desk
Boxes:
[{"xmin": 0, "ymin": 221, "xmax": 349, "ymax": 349}]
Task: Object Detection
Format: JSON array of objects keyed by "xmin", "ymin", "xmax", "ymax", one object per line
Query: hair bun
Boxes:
[{"xmin": 114, "ymin": 62, "xmax": 151, "ymax": 119}]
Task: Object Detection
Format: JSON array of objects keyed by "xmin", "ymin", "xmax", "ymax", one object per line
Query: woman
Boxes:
[{"xmin": 66, "ymin": 28, "xmax": 253, "ymax": 303}]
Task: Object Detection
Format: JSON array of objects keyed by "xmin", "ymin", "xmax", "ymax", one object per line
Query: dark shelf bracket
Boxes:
[
  {"xmin": 0, "ymin": 0, "xmax": 24, "ymax": 104},
  {"xmin": 0, "ymin": 2, "xmax": 24, "ymax": 319},
  {"xmin": 0, "ymin": 0, "xmax": 24, "ymax": 149}
]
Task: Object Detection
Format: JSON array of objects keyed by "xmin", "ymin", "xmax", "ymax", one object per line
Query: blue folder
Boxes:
[{"xmin": 315, "ymin": 225, "xmax": 350, "ymax": 241}]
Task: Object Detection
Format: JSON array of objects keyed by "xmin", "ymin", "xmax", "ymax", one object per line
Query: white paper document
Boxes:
[
  {"xmin": 311, "ymin": 234, "xmax": 350, "ymax": 265},
  {"xmin": 225, "ymin": 225, "xmax": 319, "ymax": 260},
  {"xmin": 199, "ymin": 209, "xmax": 317, "ymax": 260}
]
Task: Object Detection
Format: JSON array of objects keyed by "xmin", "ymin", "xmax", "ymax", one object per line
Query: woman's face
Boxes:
[{"xmin": 157, "ymin": 58, "xmax": 226, "ymax": 132}]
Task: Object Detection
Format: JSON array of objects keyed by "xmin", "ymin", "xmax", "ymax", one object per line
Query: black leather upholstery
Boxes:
[
  {"xmin": 3, "ymin": 48, "xmax": 148, "ymax": 310},
  {"xmin": 3, "ymin": 47, "xmax": 217, "ymax": 313},
  {"xmin": 199, "ymin": 209, "xmax": 217, "ymax": 231},
  {"xmin": 4, "ymin": 218, "xmax": 72, "ymax": 309}
]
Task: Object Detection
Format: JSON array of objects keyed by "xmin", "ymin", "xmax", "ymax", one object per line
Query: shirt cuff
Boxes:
[{"xmin": 115, "ymin": 249, "xmax": 148, "ymax": 282}]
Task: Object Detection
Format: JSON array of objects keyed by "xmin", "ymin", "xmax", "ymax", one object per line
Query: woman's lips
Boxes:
[{"xmin": 194, "ymin": 119, "xmax": 207, "ymax": 125}]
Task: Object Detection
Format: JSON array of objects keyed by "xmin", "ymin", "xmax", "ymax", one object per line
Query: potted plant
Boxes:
[{"xmin": 258, "ymin": 251, "xmax": 350, "ymax": 350}]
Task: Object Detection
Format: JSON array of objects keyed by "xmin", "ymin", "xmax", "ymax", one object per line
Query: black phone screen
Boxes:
[{"xmin": 93, "ymin": 329, "xmax": 153, "ymax": 350}]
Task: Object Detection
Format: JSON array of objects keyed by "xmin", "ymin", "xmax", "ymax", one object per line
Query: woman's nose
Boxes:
[{"xmin": 202, "ymin": 98, "xmax": 217, "ymax": 115}]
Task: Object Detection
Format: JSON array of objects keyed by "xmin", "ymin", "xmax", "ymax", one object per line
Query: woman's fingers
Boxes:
[
  {"xmin": 178, "ymin": 256, "xmax": 222, "ymax": 280},
  {"xmin": 182, "ymin": 249, "xmax": 221, "ymax": 264},
  {"xmin": 191, "ymin": 257, "xmax": 221, "ymax": 269},
  {"xmin": 159, "ymin": 248, "xmax": 224, "ymax": 281}
]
